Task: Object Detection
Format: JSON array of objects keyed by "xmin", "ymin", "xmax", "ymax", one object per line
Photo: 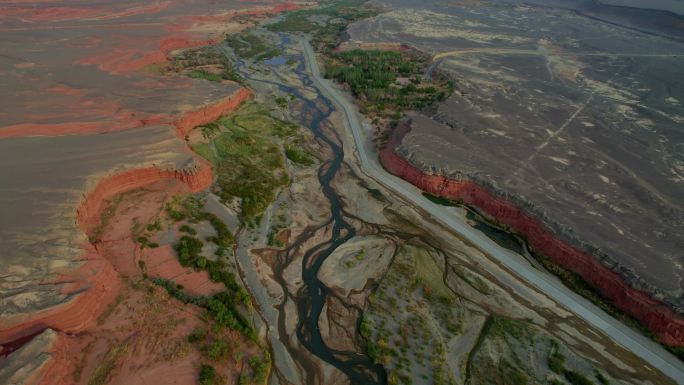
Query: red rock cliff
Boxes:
[
  {"xmin": 0, "ymin": 161, "xmax": 213, "ymax": 345},
  {"xmin": 173, "ymin": 87, "xmax": 252, "ymax": 137},
  {"xmin": 379, "ymin": 123, "xmax": 684, "ymax": 347},
  {"xmin": 76, "ymin": 163, "xmax": 212, "ymax": 229}
]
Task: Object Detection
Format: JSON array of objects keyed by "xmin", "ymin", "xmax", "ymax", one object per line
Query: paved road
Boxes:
[
  {"xmin": 301, "ymin": 40, "xmax": 684, "ymax": 384},
  {"xmin": 433, "ymin": 48, "xmax": 684, "ymax": 60}
]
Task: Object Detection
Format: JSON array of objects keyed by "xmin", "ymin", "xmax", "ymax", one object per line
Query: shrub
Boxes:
[
  {"xmin": 175, "ymin": 236, "xmax": 204, "ymax": 266},
  {"xmin": 180, "ymin": 224, "xmax": 197, "ymax": 235},
  {"xmin": 564, "ymin": 370, "xmax": 595, "ymax": 385},
  {"xmin": 285, "ymin": 147, "xmax": 314, "ymax": 166},
  {"xmin": 206, "ymin": 340, "xmax": 231, "ymax": 361},
  {"xmin": 188, "ymin": 328, "xmax": 205, "ymax": 343},
  {"xmin": 188, "ymin": 69, "xmax": 222, "ymax": 82},
  {"xmin": 199, "ymin": 364, "xmax": 216, "ymax": 385},
  {"xmin": 548, "ymin": 350, "xmax": 565, "ymax": 374}
]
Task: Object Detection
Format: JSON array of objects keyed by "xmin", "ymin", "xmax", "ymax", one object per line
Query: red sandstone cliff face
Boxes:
[
  {"xmin": 0, "ymin": 85, "xmax": 238, "ymax": 344},
  {"xmin": 76, "ymin": 163, "xmax": 212, "ymax": 229},
  {"xmin": 0, "ymin": 248, "xmax": 118, "ymax": 344},
  {"xmin": 0, "ymin": 163, "xmax": 213, "ymax": 345},
  {"xmin": 379, "ymin": 124, "xmax": 684, "ymax": 347},
  {"xmin": 173, "ymin": 87, "xmax": 252, "ymax": 137}
]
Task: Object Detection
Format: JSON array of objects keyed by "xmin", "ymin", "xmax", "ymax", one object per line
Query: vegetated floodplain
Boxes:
[
  {"xmin": 155, "ymin": 195, "xmax": 272, "ymax": 384},
  {"xmin": 266, "ymin": 0, "xmax": 380, "ymax": 52},
  {"xmin": 192, "ymin": 102, "xmax": 314, "ymax": 222},
  {"xmin": 362, "ymin": 244, "xmax": 461, "ymax": 385},
  {"xmin": 325, "ymin": 49, "xmax": 453, "ymax": 125}
]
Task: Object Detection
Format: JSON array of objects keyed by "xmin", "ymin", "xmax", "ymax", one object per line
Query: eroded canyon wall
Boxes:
[{"xmin": 379, "ymin": 123, "xmax": 684, "ymax": 347}]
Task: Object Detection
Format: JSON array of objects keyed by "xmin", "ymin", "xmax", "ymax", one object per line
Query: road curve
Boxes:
[{"xmin": 301, "ymin": 40, "xmax": 684, "ymax": 384}]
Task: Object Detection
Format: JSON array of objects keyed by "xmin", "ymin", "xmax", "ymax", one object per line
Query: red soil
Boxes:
[
  {"xmin": 74, "ymin": 36, "xmax": 213, "ymax": 74},
  {"xmin": 0, "ymin": 6, "xmax": 103, "ymax": 22},
  {"xmin": 380, "ymin": 123, "xmax": 684, "ymax": 347},
  {"xmin": 145, "ymin": 245, "xmax": 225, "ymax": 296},
  {"xmin": 0, "ymin": 163, "xmax": 212, "ymax": 344},
  {"xmin": 0, "ymin": 87, "xmax": 250, "ymax": 140},
  {"xmin": 76, "ymin": 165, "xmax": 212, "ymax": 229},
  {"xmin": 2, "ymin": 178, "xmax": 211, "ymax": 385},
  {"xmin": 0, "ymin": 244, "xmax": 119, "ymax": 344},
  {"xmin": 272, "ymin": 3, "xmax": 301, "ymax": 13},
  {"xmin": 173, "ymin": 87, "xmax": 252, "ymax": 137},
  {"xmin": 0, "ymin": 2, "xmax": 170, "ymax": 22}
]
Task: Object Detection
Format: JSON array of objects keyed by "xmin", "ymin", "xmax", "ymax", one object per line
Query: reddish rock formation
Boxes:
[
  {"xmin": 76, "ymin": 163, "xmax": 212, "ymax": 229},
  {"xmin": 0, "ymin": 161, "xmax": 213, "ymax": 345},
  {"xmin": 0, "ymin": 244, "xmax": 119, "ymax": 344},
  {"xmin": 379, "ymin": 123, "xmax": 684, "ymax": 347},
  {"xmin": 173, "ymin": 87, "xmax": 252, "ymax": 137}
]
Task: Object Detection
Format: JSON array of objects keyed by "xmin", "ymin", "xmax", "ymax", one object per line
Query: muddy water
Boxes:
[{"xmin": 229, "ymin": 35, "xmax": 386, "ymax": 385}]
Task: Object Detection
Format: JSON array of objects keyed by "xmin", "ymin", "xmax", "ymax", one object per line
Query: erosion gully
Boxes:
[{"xmin": 229, "ymin": 33, "xmax": 387, "ymax": 385}]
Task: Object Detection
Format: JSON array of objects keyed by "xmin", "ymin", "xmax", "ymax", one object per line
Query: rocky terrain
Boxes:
[
  {"xmin": 0, "ymin": 0, "xmax": 298, "ymax": 383},
  {"xmin": 349, "ymin": 0, "xmax": 684, "ymax": 346}
]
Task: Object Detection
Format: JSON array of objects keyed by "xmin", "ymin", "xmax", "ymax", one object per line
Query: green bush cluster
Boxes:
[
  {"xmin": 548, "ymin": 350, "xmax": 565, "ymax": 374},
  {"xmin": 188, "ymin": 69, "xmax": 223, "ymax": 82},
  {"xmin": 206, "ymin": 339, "xmax": 232, "ymax": 361},
  {"xmin": 166, "ymin": 196, "xmax": 204, "ymax": 222},
  {"xmin": 179, "ymin": 224, "xmax": 197, "ymax": 235},
  {"xmin": 135, "ymin": 235, "xmax": 159, "ymax": 249},
  {"xmin": 422, "ymin": 192, "xmax": 458, "ymax": 207},
  {"xmin": 199, "ymin": 364, "xmax": 217, "ymax": 385},
  {"xmin": 225, "ymin": 33, "xmax": 271, "ymax": 59},
  {"xmin": 266, "ymin": 0, "xmax": 379, "ymax": 52},
  {"xmin": 546, "ymin": 341, "xmax": 598, "ymax": 385},
  {"xmin": 199, "ymin": 212, "xmax": 235, "ymax": 247},
  {"xmin": 285, "ymin": 146, "xmax": 315, "ymax": 166},
  {"xmin": 325, "ymin": 49, "xmax": 452, "ymax": 116},
  {"xmin": 193, "ymin": 103, "xmax": 308, "ymax": 221},
  {"xmin": 248, "ymin": 355, "xmax": 271, "ymax": 384},
  {"xmin": 187, "ymin": 328, "xmax": 206, "ymax": 343},
  {"xmin": 153, "ymin": 278, "xmax": 206, "ymax": 306},
  {"xmin": 175, "ymin": 235, "xmax": 204, "ymax": 266},
  {"xmin": 158, "ymin": 210, "xmax": 254, "ymax": 340}
]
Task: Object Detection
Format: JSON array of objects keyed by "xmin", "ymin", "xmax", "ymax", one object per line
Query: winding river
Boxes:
[{"xmin": 227, "ymin": 33, "xmax": 386, "ymax": 385}]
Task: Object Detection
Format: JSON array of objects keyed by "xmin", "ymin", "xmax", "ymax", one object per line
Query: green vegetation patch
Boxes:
[
  {"xmin": 156, "ymin": 198, "xmax": 255, "ymax": 340},
  {"xmin": 169, "ymin": 46, "xmax": 242, "ymax": 83},
  {"xmin": 199, "ymin": 364, "xmax": 217, "ymax": 385},
  {"xmin": 422, "ymin": 192, "xmax": 461, "ymax": 207},
  {"xmin": 187, "ymin": 69, "xmax": 224, "ymax": 82},
  {"xmin": 226, "ymin": 32, "xmax": 272, "ymax": 59},
  {"xmin": 360, "ymin": 244, "xmax": 462, "ymax": 385},
  {"xmin": 266, "ymin": 0, "xmax": 380, "ymax": 52},
  {"xmin": 285, "ymin": 146, "xmax": 315, "ymax": 166},
  {"xmin": 325, "ymin": 49, "xmax": 453, "ymax": 121},
  {"xmin": 192, "ymin": 103, "xmax": 312, "ymax": 221}
]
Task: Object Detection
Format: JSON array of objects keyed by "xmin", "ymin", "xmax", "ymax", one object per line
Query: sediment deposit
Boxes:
[{"xmin": 380, "ymin": 122, "xmax": 684, "ymax": 346}]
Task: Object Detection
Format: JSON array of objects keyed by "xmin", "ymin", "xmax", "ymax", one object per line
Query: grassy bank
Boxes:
[{"xmin": 191, "ymin": 102, "xmax": 314, "ymax": 222}]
